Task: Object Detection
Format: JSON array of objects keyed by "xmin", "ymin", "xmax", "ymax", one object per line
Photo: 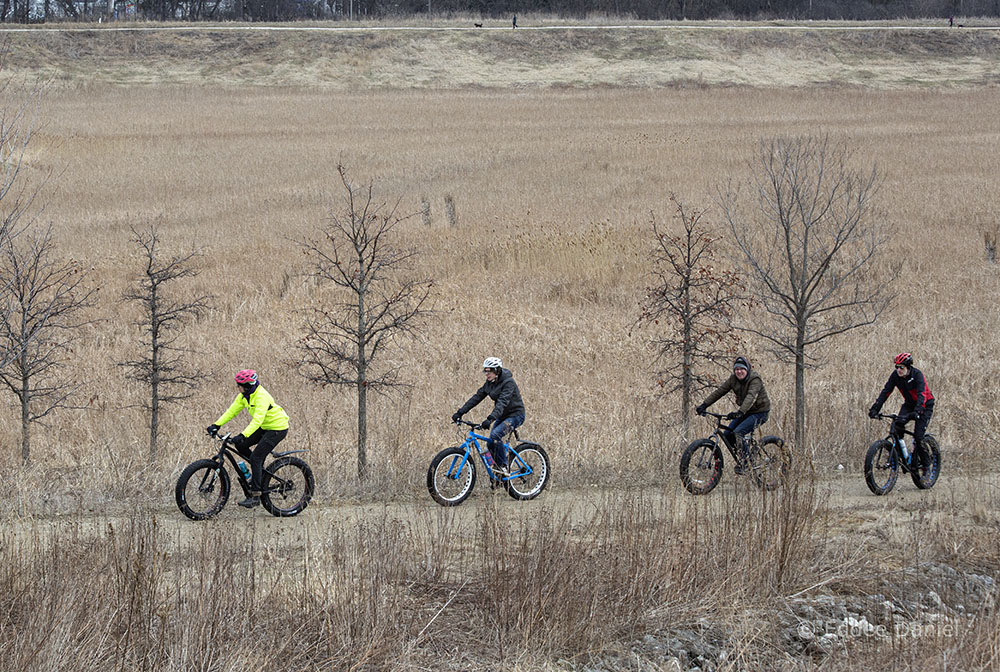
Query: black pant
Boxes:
[
  {"xmin": 236, "ymin": 428, "xmax": 288, "ymax": 491},
  {"xmin": 894, "ymin": 402, "xmax": 933, "ymax": 458}
]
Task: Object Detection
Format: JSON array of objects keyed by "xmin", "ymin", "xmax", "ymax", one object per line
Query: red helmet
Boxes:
[
  {"xmin": 894, "ymin": 353, "xmax": 913, "ymax": 367},
  {"xmin": 234, "ymin": 369, "xmax": 258, "ymax": 385}
]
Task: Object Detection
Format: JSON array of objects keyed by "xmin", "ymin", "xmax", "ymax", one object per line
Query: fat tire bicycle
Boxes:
[
  {"xmin": 679, "ymin": 411, "xmax": 790, "ymax": 495},
  {"xmin": 175, "ymin": 431, "xmax": 315, "ymax": 520},
  {"xmin": 864, "ymin": 412, "xmax": 941, "ymax": 496},
  {"xmin": 427, "ymin": 419, "xmax": 550, "ymax": 506}
]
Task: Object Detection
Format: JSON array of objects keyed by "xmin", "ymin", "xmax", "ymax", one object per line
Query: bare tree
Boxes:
[
  {"xmin": 297, "ymin": 164, "xmax": 432, "ymax": 482},
  {"xmin": 120, "ymin": 223, "xmax": 211, "ymax": 462},
  {"xmin": 637, "ymin": 195, "xmax": 743, "ymax": 440},
  {"xmin": 0, "ymin": 43, "xmax": 49, "ymax": 370},
  {"xmin": 720, "ymin": 135, "xmax": 895, "ymax": 454},
  {"xmin": 0, "ymin": 226, "xmax": 95, "ymax": 466}
]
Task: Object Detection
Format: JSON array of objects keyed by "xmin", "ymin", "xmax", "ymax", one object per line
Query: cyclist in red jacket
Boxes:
[{"xmin": 868, "ymin": 353, "xmax": 935, "ymax": 470}]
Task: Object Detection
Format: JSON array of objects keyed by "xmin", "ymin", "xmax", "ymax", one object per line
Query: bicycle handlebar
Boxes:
[
  {"xmin": 697, "ymin": 410, "xmax": 744, "ymax": 423},
  {"xmin": 453, "ymin": 418, "xmax": 484, "ymax": 429}
]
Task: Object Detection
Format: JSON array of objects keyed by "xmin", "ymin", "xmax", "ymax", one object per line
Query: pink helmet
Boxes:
[{"xmin": 234, "ymin": 369, "xmax": 258, "ymax": 385}]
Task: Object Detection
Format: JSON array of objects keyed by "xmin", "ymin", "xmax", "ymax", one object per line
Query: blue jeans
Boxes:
[
  {"xmin": 488, "ymin": 414, "xmax": 524, "ymax": 467},
  {"xmin": 726, "ymin": 412, "xmax": 769, "ymax": 458}
]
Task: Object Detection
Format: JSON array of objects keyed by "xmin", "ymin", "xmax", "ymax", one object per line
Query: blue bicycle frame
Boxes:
[{"xmin": 446, "ymin": 419, "xmax": 535, "ymax": 483}]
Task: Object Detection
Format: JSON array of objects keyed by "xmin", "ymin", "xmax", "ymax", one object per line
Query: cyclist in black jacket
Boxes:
[
  {"xmin": 868, "ymin": 352, "xmax": 935, "ymax": 470},
  {"xmin": 452, "ymin": 357, "xmax": 525, "ymax": 477}
]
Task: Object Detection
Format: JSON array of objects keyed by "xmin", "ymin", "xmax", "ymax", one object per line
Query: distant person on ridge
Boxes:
[
  {"xmin": 868, "ymin": 353, "xmax": 935, "ymax": 471},
  {"xmin": 452, "ymin": 357, "xmax": 525, "ymax": 478},
  {"xmin": 696, "ymin": 356, "xmax": 771, "ymax": 473},
  {"xmin": 512, "ymin": 13, "xmax": 517, "ymax": 28}
]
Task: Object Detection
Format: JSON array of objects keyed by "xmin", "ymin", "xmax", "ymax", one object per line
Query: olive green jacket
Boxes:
[{"xmin": 701, "ymin": 369, "xmax": 770, "ymax": 416}]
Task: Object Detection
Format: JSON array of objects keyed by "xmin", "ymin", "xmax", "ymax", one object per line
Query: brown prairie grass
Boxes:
[
  {"xmin": 2, "ymin": 474, "xmax": 995, "ymax": 671},
  {"xmin": 0, "ymin": 481, "xmax": 831, "ymax": 670},
  {"xmin": 5, "ymin": 24, "xmax": 1000, "ymax": 89},
  {"xmin": 1, "ymin": 83, "xmax": 996, "ymax": 506}
]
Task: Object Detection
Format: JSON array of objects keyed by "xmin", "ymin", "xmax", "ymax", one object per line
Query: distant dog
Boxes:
[{"xmin": 474, "ymin": 22, "xmax": 482, "ymax": 27}]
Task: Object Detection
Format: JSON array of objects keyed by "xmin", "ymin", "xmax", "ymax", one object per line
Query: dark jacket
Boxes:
[
  {"xmin": 700, "ymin": 360, "xmax": 771, "ymax": 416},
  {"xmin": 457, "ymin": 368, "xmax": 525, "ymax": 424},
  {"xmin": 871, "ymin": 366, "xmax": 934, "ymax": 415}
]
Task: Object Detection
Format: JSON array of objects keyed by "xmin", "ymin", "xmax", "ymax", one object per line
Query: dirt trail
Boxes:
[{"xmin": 8, "ymin": 468, "xmax": 995, "ymax": 553}]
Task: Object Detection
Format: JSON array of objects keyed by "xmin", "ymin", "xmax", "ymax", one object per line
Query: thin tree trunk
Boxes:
[
  {"xmin": 681, "ymin": 316, "xmax": 692, "ymax": 441},
  {"xmin": 356, "ymin": 285, "xmax": 368, "ymax": 481},
  {"xmin": 20, "ymin": 357, "xmax": 29, "ymax": 467},
  {"xmin": 794, "ymin": 328, "xmax": 806, "ymax": 459},
  {"xmin": 149, "ymin": 298, "xmax": 159, "ymax": 462},
  {"xmin": 150, "ymin": 376, "xmax": 159, "ymax": 463},
  {"xmin": 357, "ymin": 373, "xmax": 367, "ymax": 481}
]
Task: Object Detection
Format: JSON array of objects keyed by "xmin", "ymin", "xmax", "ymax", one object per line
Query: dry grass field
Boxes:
[{"xmin": 0, "ymin": 21, "xmax": 999, "ymax": 671}]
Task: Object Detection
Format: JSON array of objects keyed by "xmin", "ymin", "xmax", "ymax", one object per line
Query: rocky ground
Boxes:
[{"xmin": 566, "ymin": 561, "xmax": 996, "ymax": 671}]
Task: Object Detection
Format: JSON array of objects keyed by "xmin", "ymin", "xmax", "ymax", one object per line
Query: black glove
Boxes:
[
  {"xmin": 451, "ymin": 412, "xmax": 462, "ymax": 423},
  {"xmin": 695, "ymin": 404, "xmax": 707, "ymax": 416},
  {"xmin": 725, "ymin": 411, "xmax": 742, "ymax": 420},
  {"xmin": 206, "ymin": 424, "xmax": 220, "ymax": 436},
  {"xmin": 868, "ymin": 407, "xmax": 879, "ymax": 419},
  {"xmin": 232, "ymin": 434, "xmax": 250, "ymax": 450},
  {"xmin": 480, "ymin": 419, "xmax": 492, "ymax": 429}
]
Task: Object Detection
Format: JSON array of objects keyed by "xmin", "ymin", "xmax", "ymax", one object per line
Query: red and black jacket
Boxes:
[{"xmin": 871, "ymin": 366, "xmax": 934, "ymax": 415}]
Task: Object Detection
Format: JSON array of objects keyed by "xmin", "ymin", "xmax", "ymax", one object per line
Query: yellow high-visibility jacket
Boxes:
[{"xmin": 214, "ymin": 385, "xmax": 289, "ymax": 437}]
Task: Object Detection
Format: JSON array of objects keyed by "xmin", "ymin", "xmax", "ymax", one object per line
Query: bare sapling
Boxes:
[
  {"xmin": 0, "ymin": 41, "xmax": 50, "ymax": 371},
  {"xmin": 720, "ymin": 135, "xmax": 896, "ymax": 456},
  {"xmin": 0, "ymin": 225, "xmax": 96, "ymax": 466},
  {"xmin": 637, "ymin": 194, "xmax": 743, "ymax": 440},
  {"xmin": 297, "ymin": 164, "xmax": 432, "ymax": 482},
  {"xmin": 119, "ymin": 223, "xmax": 211, "ymax": 462}
]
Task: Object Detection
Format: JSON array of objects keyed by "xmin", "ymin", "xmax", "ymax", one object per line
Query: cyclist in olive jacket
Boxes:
[
  {"xmin": 452, "ymin": 357, "xmax": 525, "ymax": 478},
  {"xmin": 868, "ymin": 352, "xmax": 935, "ymax": 471},
  {"xmin": 696, "ymin": 356, "xmax": 771, "ymax": 473},
  {"xmin": 206, "ymin": 369, "xmax": 289, "ymax": 509}
]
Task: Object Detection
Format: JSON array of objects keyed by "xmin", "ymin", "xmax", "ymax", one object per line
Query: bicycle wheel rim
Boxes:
[
  {"xmin": 506, "ymin": 447, "xmax": 547, "ymax": 498},
  {"xmin": 865, "ymin": 440, "xmax": 898, "ymax": 495},
  {"xmin": 261, "ymin": 458, "xmax": 313, "ymax": 516},
  {"xmin": 180, "ymin": 464, "xmax": 228, "ymax": 518},
  {"xmin": 431, "ymin": 452, "xmax": 474, "ymax": 503},
  {"xmin": 751, "ymin": 440, "xmax": 787, "ymax": 490},
  {"xmin": 686, "ymin": 443, "xmax": 721, "ymax": 491}
]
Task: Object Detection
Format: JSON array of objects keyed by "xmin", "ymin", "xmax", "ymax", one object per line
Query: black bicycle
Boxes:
[
  {"xmin": 175, "ymin": 431, "xmax": 315, "ymax": 520},
  {"xmin": 679, "ymin": 411, "xmax": 790, "ymax": 495},
  {"xmin": 864, "ymin": 412, "xmax": 941, "ymax": 496}
]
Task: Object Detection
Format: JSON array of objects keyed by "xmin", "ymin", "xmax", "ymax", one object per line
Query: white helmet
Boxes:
[{"xmin": 482, "ymin": 357, "xmax": 502, "ymax": 371}]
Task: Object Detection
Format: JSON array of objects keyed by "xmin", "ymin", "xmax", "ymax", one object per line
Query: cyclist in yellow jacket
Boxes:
[{"xmin": 206, "ymin": 369, "xmax": 289, "ymax": 509}]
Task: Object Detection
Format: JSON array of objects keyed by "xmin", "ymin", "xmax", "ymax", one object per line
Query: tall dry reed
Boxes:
[{"xmin": 4, "ymin": 85, "xmax": 995, "ymax": 502}]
